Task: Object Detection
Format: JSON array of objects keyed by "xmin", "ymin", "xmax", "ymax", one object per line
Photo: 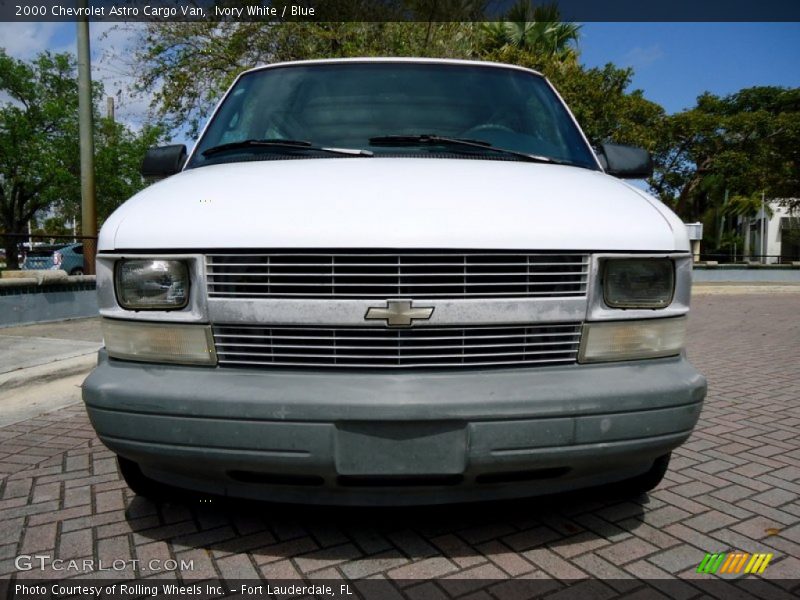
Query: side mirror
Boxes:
[
  {"xmin": 598, "ymin": 143, "xmax": 653, "ymax": 179},
  {"xmin": 141, "ymin": 145, "xmax": 187, "ymax": 179}
]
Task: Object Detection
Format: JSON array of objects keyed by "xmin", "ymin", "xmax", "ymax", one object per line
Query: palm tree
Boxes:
[{"xmin": 482, "ymin": 1, "xmax": 580, "ymax": 61}]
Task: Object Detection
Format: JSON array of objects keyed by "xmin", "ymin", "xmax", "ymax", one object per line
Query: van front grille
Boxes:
[
  {"xmin": 212, "ymin": 323, "xmax": 582, "ymax": 369},
  {"xmin": 206, "ymin": 251, "xmax": 589, "ymax": 299}
]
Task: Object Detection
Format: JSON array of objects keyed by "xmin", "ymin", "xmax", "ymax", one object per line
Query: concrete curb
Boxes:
[
  {"xmin": 693, "ymin": 283, "xmax": 800, "ymax": 294},
  {"xmin": 0, "ymin": 352, "xmax": 97, "ymax": 393}
]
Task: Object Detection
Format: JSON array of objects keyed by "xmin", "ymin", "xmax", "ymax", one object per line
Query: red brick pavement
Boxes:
[{"xmin": 0, "ymin": 293, "xmax": 798, "ymax": 588}]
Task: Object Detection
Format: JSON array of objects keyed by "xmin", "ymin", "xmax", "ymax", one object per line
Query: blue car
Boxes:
[{"xmin": 23, "ymin": 243, "xmax": 85, "ymax": 275}]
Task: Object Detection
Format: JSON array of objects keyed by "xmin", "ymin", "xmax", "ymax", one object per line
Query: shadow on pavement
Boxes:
[{"xmin": 127, "ymin": 481, "xmax": 650, "ymax": 561}]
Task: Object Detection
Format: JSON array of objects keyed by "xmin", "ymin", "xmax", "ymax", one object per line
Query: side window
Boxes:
[{"xmin": 74, "ymin": 245, "xmax": 83, "ymax": 255}]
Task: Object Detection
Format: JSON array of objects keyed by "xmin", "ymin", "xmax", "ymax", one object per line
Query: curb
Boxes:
[
  {"xmin": 0, "ymin": 352, "xmax": 98, "ymax": 394},
  {"xmin": 693, "ymin": 283, "xmax": 800, "ymax": 294}
]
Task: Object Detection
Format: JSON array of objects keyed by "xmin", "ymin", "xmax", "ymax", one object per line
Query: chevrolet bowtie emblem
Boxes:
[{"xmin": 364, "ymin": 300, "xmax": 435, "ymax": 327}]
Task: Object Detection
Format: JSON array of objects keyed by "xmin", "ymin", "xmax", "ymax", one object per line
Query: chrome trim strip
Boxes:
[{"xmin": 208, "ymin": 297, "xmax": 588, "ymax": 327}]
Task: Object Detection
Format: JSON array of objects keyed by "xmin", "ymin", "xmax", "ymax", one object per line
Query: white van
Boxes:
[{"xmin": 83, "ymin": 58, "xmax": 706, "ymax": 505}]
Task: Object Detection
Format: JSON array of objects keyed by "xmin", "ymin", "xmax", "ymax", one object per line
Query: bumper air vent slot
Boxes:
[
  {"xmin": 227, "ymin": 471, "xmax": 324, "ymax": 486},
  {"xmin": 337, "ymin": 474, "xmax": 464, "ymax": 487},
  {"xmin": 475, "ymin": 467, "xmax": 570, "ymax": 484}
]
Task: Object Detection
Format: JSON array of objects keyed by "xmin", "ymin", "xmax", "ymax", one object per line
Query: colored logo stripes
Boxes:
[{"xmin": 697, "ymin": 552, "xmax": 773, "ymax": 575}]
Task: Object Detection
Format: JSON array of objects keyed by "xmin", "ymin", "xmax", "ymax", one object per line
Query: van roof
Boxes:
[{"xmin": 240, "ymin": 57, "xmax": 544, "ymax": 79}]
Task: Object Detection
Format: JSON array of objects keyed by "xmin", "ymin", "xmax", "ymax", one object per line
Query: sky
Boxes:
[
  {"xmin": 579, "ymin": 23, "xmax": 800, "ymax": 114},
  {"xmin": 0, "ymin": 21, "xmax": 799, "ymax": 142}
]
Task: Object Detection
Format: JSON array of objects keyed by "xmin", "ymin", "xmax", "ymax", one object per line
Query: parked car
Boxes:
[
  {"xmin": 22, "ymin": 243, "xmax": 85, "ymax": 275},
  {"xmin": 83, "ymin": 58, "xmax": 707, "ymax": 505},
  {"xmin": 21, "ymin": 245, "xmax": 62, "ymax": 270}
]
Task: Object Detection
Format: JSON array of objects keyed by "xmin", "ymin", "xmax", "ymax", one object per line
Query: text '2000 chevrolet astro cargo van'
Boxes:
[{"xmin": 83, "ymin": 58, "xmax": 707, "ymax": 505}]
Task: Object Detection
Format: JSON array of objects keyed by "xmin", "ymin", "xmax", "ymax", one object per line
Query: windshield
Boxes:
[{"xmin": 188, "ymin": 62, "xmax": 599, "ymax": 170}]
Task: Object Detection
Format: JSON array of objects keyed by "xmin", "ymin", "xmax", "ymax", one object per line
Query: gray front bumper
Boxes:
[{"xmin": 83, "ymin": 351, "xmax": 706, "ymax": 505}]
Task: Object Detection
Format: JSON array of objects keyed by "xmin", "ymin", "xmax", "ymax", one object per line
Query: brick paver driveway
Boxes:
[{"xmin": 1, "ymin": 292, "xmax": 798, "ymax": 590}]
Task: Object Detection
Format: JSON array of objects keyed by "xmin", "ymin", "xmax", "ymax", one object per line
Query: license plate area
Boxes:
[{"xmin": 335, "ymin": 421, "xmax": 466, "ymax": 476}]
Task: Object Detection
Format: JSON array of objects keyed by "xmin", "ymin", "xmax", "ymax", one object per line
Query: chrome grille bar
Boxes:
[
  {"xmin": 213, "ymin": 324, "xmax": 582, "ymax": 369},
  {"xmin": 206, "ymin": 251, "xmax": 589, "ymax": 299}
]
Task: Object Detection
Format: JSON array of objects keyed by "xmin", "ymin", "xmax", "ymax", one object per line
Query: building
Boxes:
[{"xmin": 741, "ymin": 201, "xmax": 800, "ymax": 264}]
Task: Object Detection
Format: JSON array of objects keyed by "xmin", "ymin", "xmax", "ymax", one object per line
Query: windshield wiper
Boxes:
[
  {"xmin": 368, "ymin": 134, "xmax": 568, "ymax": 165},
  {"xmin": 201, "ymin": 138, "xmax": 372, "ymax": 158}
]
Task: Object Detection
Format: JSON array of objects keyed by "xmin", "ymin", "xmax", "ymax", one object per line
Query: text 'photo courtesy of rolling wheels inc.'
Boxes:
[{"xmin": 0, "ymin": 1, "xmax": 799, "ymax": 599}]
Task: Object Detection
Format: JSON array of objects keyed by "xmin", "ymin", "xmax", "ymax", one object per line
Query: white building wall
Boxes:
[{"xmin": 747, "ymin": 202, "xmax": 796, "ymax": 264}]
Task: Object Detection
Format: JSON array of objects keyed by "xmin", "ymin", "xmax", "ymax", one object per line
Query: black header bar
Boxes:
[{"xmin": 1, "ymin": 0, "xmax": 799, "ymax": 23}]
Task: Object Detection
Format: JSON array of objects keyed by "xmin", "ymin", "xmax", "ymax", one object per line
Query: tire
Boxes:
[
  {"xmin": 117, "ymin": 456, "xmax": 174, "ymax": 500},
  {"xmin": 70, "ymin": 267, "xmax": 84, "ymax": 275},
  {"xmin": 620, "ymin": 453, "xmax": 671, "ymax": 496}
]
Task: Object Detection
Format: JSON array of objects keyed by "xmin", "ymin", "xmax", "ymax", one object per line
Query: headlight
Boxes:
[
  {"xmin": 603, "ymin": 259, "xmax": 674, "ymax": 309},
  {"xmin": 102, "ymin": 319, "xmax": 216, "ymax": 365},
  {"xmin": 115, "ymin": 259, "xmax": 189, "ymax": 310},
  {"xmin": 579, "ymin": 317, "xmax": 686, "ymax": 363}
]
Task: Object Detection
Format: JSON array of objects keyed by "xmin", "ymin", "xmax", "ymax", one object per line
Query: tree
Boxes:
[
  {"xmin": 480, "ymin": 1, "xmax": 581, "ymax": 62},
  {"xmin": 542, "ymin": 61, "xmax": 666, "ymax": 149},
  {"xmin": 31, "ymin": 215, "xmax": 72, "ymax": 238},
  {"xmin": 0, "ymin": 50, "xmax": 161, "ymax": 269},
  {"xmin": 650, "ymin": 87, "xmax": 800, "ymax": 230},
  {"xmin": 0, "ymin": 51, "xmax": 79, "ymax": 269},
  {"xmin": 91, "ymin": 116, "xmax": 161, "ymax": 223}
]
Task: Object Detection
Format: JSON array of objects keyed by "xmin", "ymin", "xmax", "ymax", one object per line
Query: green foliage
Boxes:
[
  {"xmin": 0, "ymin": 49, "xmax": 160, "ymax": 269},
  {"xmin": 93, "ymin": 117, "xmax": 161, "ymax": 223},
  {"xmin": 480, "ymin": 1, "xmax": 580, "ymax": 62},
  {"xmin": 0, "ymin": 50, "xmax": 79, "ymax": 269},
  {"xmin": 538, "ymin": 60, "xmax": 665, "ymax": 149},
  {"xmin": 650, "ymin": 86, "xmax": 800, "ymax": 227},
  {"xmin": 32, "ymin": 215, "xmax": 72, "ymax": 237},
  {"xmin": 722, "ymin": 193, "xmax": 772, "ymax": 219}
]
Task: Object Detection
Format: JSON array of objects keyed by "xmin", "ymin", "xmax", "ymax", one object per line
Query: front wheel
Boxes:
[
  {"xmin": 619, "ymin": 453, "xmax": 671, "ymax": 495},
  {"xmin": 117, "ymin": 456, "xmax": 173, "ymax": 500},
  {"xmin": 69, "ymin": 267, "xmax": 84, "ymax": 276}
]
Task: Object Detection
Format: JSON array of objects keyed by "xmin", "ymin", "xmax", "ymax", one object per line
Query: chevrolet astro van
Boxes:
[{"xmin": 82, "ymin": 58, "xmax": 707, "ymax": 505}]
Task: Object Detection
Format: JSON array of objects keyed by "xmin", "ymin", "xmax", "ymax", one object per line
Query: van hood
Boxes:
[{"xmin": 100, "ymin": 158, "xmax": 689, "ymax": 252}]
